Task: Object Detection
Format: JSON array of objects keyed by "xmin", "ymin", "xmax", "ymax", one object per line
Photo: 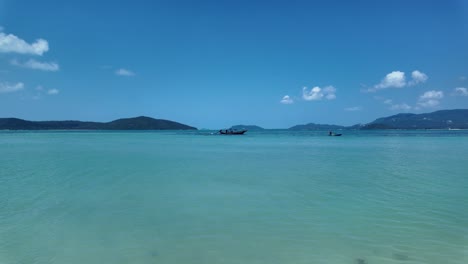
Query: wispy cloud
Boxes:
[
  {"xmin": 390, "ymin": 103, "xmax": 412, "ymax": 111},
  {"xmin": 344, "ymin": 106, "xmax": 362, "ymax": 111},
  {"xmin": 419, "ymin": 90, "xmax": 443, "ymax": 100},
  {"xmin": 47, "ymin": 88, "xmax": 59, "ymax": 95},
  {"xmin": 453, "ymin": 87, "xmax": 468, "ymax": 96},
  {"xmin": 418, "ymin": 90, "xmax": 443, "ymax": 108},
  {"xmin": 115, "ymin": 68, "xmax": 135, "ymax": 76},
  {"xmin": 280, "ymin": 95, "xmax": 293, "ymax": 104},
  {"xmin": 0, "ymin": 32, "xmax": 48, "ymax": 55},
  {"xmin": 0, "ymin": 26, "xmax": 4, "ymax": 32},
  {"xmin": 34, "ymin": 85, "xmax": 59, "ymax": 98},
  {"xmin": 0, "ymin": 82, "xmax": 24, "ymax": 93},
  {"xmin": 418, "ymin": 100, "xmax": 440, "ymax": 108},
  {"xmin": 460, "ymin": 76, "xmax": 466, "ymax": 81},
  {"xmin": 380, "ymin": 97, "xmax": 412, "ymax": 111},
  {"xmin": 302, "ymin": 86, "xmax": 336, "ymax": 101},
  {"xmin": 11, "ymin": 59, "xmax": 59, "ymax": 71}
]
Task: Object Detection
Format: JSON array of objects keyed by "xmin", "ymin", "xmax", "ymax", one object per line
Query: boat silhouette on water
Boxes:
[
  {"xmin": 219, "ymin": 129, "xmax": 247, "ymax": 135},
  {"xmin": 328, "ymin": 131, "xmax": 342, "ymax": 136}
]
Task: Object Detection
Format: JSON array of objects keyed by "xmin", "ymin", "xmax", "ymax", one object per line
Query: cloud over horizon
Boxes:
[
  {"xmin": 302, "ymin": 86, "xmax": 336, "ymax": 101},
  {"xmin": 418, "ymin": 90, "xmax": 444, "ymax": 108},
  {"xmin": 453, "ymin": 87, "xmax": 468, "ymax": 96},
  {"xmin": 34, "ymin": 86, "xmax": 59, "ymax": 98},
  {"xmin": 0, "ymin": 82, "xmax": 24, "ymax": 93},
  {"xmin": 368, "ymin": 70, "xmax": 428, "ymax": 92},
  {"xmin": 390, "ymin": 103, "xmax": 412, "ymax": 111},
  {"xmin": 0, "ymin": 32, "xmax": 49, "ymax": 55},
  {"xmin": 11, "ymin": 59, "xmax": 59, "ymax": 71}
]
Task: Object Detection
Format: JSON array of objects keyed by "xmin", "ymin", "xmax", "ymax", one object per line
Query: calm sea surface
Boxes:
[{"xmin": 1, "ymin": 130, "xmax": 467, "ymax": 264}]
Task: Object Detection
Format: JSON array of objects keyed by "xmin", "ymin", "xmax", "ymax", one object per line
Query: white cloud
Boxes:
[
  {"xmin": 115, "ymin": 68, "xmax": 135, "ymax": 76},
  {"xmin": 302, "ymin": 85, "xmax": 336, "ymax": 101},
  {"xmin": 11, "ymin": 59, "xmax": 59, "ymax": 71},
  {"xmin": 453, "ymin": 87, "xmax": 468, "ymax": 96},
  {"xmin": 47, "ymin": 89, "xmax": 59, "ymax": 95},
  {"xmin": 419, "ymin": 90, "xmax": 444, "ymax": 100},
  {"xmin": 303, "ymin": 87, "xmax": 322, "ymax": 100},
  {"xmin": 390, "ymin": 103, "xmax": 412, "ymax": 111},
  {"xmin": 344, "ymin": 106, "xmax": 362, "ymax": 111},
  {"xmin": 418, "ymin": 90, "xmax": 444, "ymax": 108},
  {"xmin": 369, "ymin": 70, "xmax": 428, "ymax": 92},
  {"xmin": 0, "ymin": 32, "xmax": 49, "ymax": 55},
  {"xmin": 408, "ymin": 70, "xmax": 428, "ymax": 86},
  {"xmin": 373, "ymin": 71, "xmax": 406, "ymax": 90},
  {"xmin": 280, "ymin": 95, "xmax": 293, "ymax": 104},
  {"xmin": 384, "ymin": 99, "xmax": 393, "ymax": 105},
  {"xmin": 0, "ymin": 82, "xmax": 24, "ymax": 93}
]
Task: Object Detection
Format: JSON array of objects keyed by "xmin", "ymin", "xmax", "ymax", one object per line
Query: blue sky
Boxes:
[{"xmin": 0, "ymin": 0, "xmax": 467, "ymax": 128}]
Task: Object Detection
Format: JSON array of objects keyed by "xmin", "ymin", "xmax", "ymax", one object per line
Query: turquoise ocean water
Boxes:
[{"xmin": 1, "ymin": 130, "xmax": 467, "ymax": 264}]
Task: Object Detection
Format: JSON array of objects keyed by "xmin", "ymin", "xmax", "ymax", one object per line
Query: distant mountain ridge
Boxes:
[
  {"xmin": 0, "ymin": 116, "xmax": 197, "ymax": 130},
  {"xmin": 289, "ymin": 109, "xmax": 468, "ymax": 130},
  {"xmin": 361, "ymin": 109, "xmax": 468, "ymax": 129},
  {"xmin": 2, "ymin": 109, "xmax": 467, "ymax": 130}
]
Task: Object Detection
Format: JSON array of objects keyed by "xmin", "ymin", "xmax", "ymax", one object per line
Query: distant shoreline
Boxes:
[
  {"xmin": 0, "ymin": 116, "xmax": 197, "ymax": 131},
  {"xmin": 1, "ymin": 109, "xmax": 467, "ymax": 130}
]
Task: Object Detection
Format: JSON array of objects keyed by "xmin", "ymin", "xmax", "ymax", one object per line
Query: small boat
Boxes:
[
  {"xmin": 328, "ymin": 131, "xmax": 342, "ymax": 136},
  {"xmin": 219, "ymin": 129, "xmax": 247, "ymax": 135}
]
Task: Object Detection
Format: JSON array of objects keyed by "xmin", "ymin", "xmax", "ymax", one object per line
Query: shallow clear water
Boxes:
[{"xmin": 1, "ymin": 130, "xmax": 467, "ymax": 264}]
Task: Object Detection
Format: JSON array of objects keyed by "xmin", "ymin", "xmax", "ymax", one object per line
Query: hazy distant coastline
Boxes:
[
  {"xmin": 0, "ymin": 116, "xmax": 197, "ymax": 130},
  {"xmin": 290, "ymin": 109, "xmax": 468, "ymax": 130},
  {"xmin": 1, "ymin": 109, "xmax": 467, "ymax": 130}
]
